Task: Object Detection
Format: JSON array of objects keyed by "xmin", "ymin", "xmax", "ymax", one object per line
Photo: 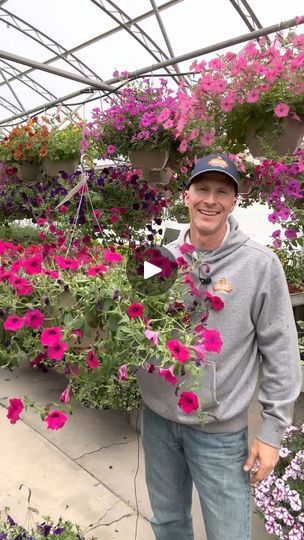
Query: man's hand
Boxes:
[{"xmin": 243, "ymin": 438, "xmax": 279, "ymax": 484}]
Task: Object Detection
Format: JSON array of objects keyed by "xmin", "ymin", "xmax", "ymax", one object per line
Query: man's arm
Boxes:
[{"xmin": 246, "ymin": 254, "xmax": 302, "ymax": 480}]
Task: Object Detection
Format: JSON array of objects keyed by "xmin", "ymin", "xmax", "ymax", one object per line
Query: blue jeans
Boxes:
[{"xmin": 142, "ymin": 406, "xmax": 251, "ymax": 540}]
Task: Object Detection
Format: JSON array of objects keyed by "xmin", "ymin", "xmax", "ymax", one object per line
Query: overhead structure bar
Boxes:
[
  {"xmin": 0, "ymin": 68, "xmax": 25, "ymax": 113},
  {"xmin": 90, "ymin": 0, "xmax": 182, "ymax": 85},
  {"xmin": 149, "ymin": 0, "xmax": 183, "ymax": 80},
  {"xmin": 0, "ymin": 8, "xmax": 105, "ymax": 83},
  {"xmin": 0, "ymin": 49, "xmax": 117, "ymax": 91},
  {"xmin": 0, "ymin": 0, "xmax": 184, "ymax": 92},
  {"xmin": 229, "ymin": 0, "xmax": 264, "ymax": 31},
  {"xmin": 0, "ymin": 15, "xmax": 303, "ymax": 126}
]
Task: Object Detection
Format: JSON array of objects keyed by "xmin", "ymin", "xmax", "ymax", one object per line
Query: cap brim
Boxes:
[{"xmin": 187, "ymin": 168, "xmax": 239, "ymax": 190}]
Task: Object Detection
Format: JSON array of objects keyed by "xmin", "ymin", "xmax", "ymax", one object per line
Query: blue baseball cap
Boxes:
[{"xmin": 187, "ymin": 153, "xmax": 239, "ymax": 192}]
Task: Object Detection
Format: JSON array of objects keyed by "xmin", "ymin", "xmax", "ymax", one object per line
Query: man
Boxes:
[{"xmin": 137, "ymin": 153, "xmax": 302, "ymax": 540}]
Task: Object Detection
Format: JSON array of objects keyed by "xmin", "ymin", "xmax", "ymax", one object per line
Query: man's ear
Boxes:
[
  {"xmin": 184, "ymin": 190, "xmax": 190, "ymax": 207},
  {"xmin": 230, "ymin": 196, "xmax": 237, "ymax": 213}
]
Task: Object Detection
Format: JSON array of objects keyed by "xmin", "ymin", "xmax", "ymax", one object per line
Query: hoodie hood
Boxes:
[{"xmin": 170, "ymin": 215, "xmax": 250, "ymax": 263}]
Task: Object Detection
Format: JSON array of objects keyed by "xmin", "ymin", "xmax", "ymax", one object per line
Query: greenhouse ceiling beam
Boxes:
[
  {"xmin": 149, "ymin": 0, "xmax": 183, "ymax": 81},
  {"xmin": 0, "ymin": 0, "xmax": 183, "ymax": 93},
  {"xmin": 0, "ymin": 49, "xmax": 116, "ymax": 91},
  {"xmin": 0, "ymin": 60, "xmax": 57, "ymax": 102},
  {"xmin": 0, "ymin": 94, "xmax": 25, "ymax": 121},
  {"xmin": 0, "ymin": 88, "xmax": 101, "ymax": 126},
  {"xmin": 64, "ymin": 0, "xmax": 183, "ymax": 55},
  {"xmin": 1, "ymin": 14, "xmax": 302, "ymax": 126},
  {"xmin": 90, "ymin": 0, "xmax": 182, "ymax": 85},
  {"xmin": 0, "ymin": 8, "xmax": 104, "ymax": 83},
  {"xmin": 229, "ymin": 0, "xmax": 263, "ymax": 32},
  {"xmin": 0, "ymin": 67, "xmax": 25, "ymax": 113}
]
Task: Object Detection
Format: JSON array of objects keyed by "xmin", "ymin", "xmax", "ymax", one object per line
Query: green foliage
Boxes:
[
  {"xmin": 71, "ymin": 372, "xmax": 141, "ymax": 411},
  {"xmin": 46, "ymin": 125, "xmax": 82, "ymax": 161},
  {"xmin": 274, "ymin": 245, "xmax": 304, "ymax": 291},
  {"xmin": 0, "ymin": 508, "xmax": 97, "ymax": 539}
]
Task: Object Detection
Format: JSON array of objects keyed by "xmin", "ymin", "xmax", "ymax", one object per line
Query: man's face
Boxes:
[{"xmin": 184, "ymin": 172, "xmax": 237, "ymax": 237}]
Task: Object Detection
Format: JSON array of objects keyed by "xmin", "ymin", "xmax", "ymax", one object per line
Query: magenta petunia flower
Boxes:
[
  {"xmin": 167, "ymin": 339, "xmax": 190, "ymax": 363},
  {"xmin": 274, "ymin": 102, "xmax": 290, "ymax": 118},
  {"xmin": 7, "ymin": 397, "xmax": 24, "ymax": 424},
  {"xmin": 127, "ymin": 302, "xmax": 144, "ymax": 319},
  {"xmin": 178, "ymin": 391, "xmax": 199, "ymax": 414},
  {"xmin": 158, "ymin": 365, "xmax": 178, "ymax": 385},
  {"xmin": 45, "ymin": 409, "xmax": 68, "ymax": 430},
  {"xmin": 204, "ymin": 290, "xmax": 224, "ymax": 311},
  {"xmin": 41, "ymin": 327, "xmax": 63, "ymax": 347},
  {"xmin": 24, "ymin": 309, "xmax": 44, "ymax": 329},
  {"xmin": 86, "ymin": 350, "xmax": 100, "ymax": 369},
  {"xmin": 203, "ymin": 328, "xmax": 223, "ymax": 353},
  {"xmin": 16, "ymin": 284, "xmax": 34, "ymax": 296},
  {"xmin": 47, "ymin": 341, "xmax": 68, "ymax": 361},
  {"xmin": 180, "ymin": 243, "xmax": 195, "ymax": 255},
  {"xmin": 23, "ymin": 255, "xmax": 43, "ymax": 275},
  {"xmin": 55, "ymin": 256, "xmax": 79, "ymax": 271},
  {"xmin": 118, "ymin": 364, "xmax": 128, "ymax": 381},
  {"xmin": 103, "ymin": 250, "xmax": 124, "ymax": 263},
  {"xmin": 87, "ymin": 264, "xmax": 107, "ymax": 277},
  {"xmin": 285, "ymin": 228, "xmax": 297, "ymax": 240},
  {"xmin": 3, "ymin": 314, "xmax": 25, "ymax": 332}
]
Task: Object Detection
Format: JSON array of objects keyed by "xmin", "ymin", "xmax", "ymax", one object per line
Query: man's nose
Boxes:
[{"xmin": 203, "ymin": 191, "xmax": 217, "ymax": 204}]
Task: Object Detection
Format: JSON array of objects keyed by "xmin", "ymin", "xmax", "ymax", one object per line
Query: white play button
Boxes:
[{"xmin": 144, "ymin": 260, "xmax": 162, "ymax": 280}]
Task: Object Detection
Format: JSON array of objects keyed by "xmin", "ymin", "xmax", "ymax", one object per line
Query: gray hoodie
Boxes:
[{"xmin": 137, "ymin": 215, "xmax": 302, "ymax": 448}]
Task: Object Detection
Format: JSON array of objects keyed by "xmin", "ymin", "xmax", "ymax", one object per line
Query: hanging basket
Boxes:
[
  {"xmin": 128, "ymin": 149, "xmax": 169, "ymax": 170},
  {"xmin": 143, "ymin": 166, "xmax": 174, "ymax": 186},
  {"xmin": 43, "ymin": 158, "xmax": 79, "ymax": 177},
  {"xmin": 246, "ymin": 116, "xmax": 304, "ymax": 158},
  {"xmin": 17, "ymin": 161, "xmax": 40, "ymax": 182}
]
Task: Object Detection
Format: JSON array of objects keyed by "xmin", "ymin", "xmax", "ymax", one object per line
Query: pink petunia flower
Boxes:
[
  {"xmin": 86, "ymin": 350, "xmax": 100, "ymax": 369},
  {"xmin": 41, "ymin": 327, "xmax": 63, "ymax": 347},
  {"xmin": 203, "ymin": 328, "xmax": 223, "ymax": 353},
  {"xmin": 3, "ymin": 315, "xmax": 25, "ymax": 332},
  {"xmin": 191, "ymin": 343, "xmax": 206, "ymax": 362},
  {"xmin": 60, "ymin": 386, "xmax": 71, "ymax": 403},
  {"xmin": 118, "ymin": 364, "xmax": 128, "ymax": 380},
  {"xmin": 178, "ymin": 391, "xmax": 199, "ymax": 414},
  {"xmin": 127, "ymin": 302, "xmax": 144, "ymax": 319},
  {"xmin": 45, "ymin": 409, "xmax": 68, "ymax": 430},
  {"xmin": 145, "ymin": 329, "xmax": 159, "ymax": 346},
  {"xmin": 47, "ymin": 341, "xmax": 68, "ymax": 361},
  {"xmin": 7, "ymin": 397, "xmax": 24, "ymax": 424},
  {"xmin": 158, "ymin": 365, "xmax": 178, "ymax": 385},
  {"xmin": 274, "ymin": 102, "xmax": 290, "ymax": 118},
  {"xmin": 24, "ymin": 309, "xmax": 44, "ymax": 329},
  {"xmin": 167, "ymin": 339, "xmax": 190, "ymax": 363},
  {"xmin": 200, "ymin": 131, "xmax": 215, "ymax": 147}
]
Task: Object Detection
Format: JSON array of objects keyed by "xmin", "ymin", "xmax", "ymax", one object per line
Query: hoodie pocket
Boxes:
[{"xmin": 196, "ymin": 360, "xmax": 220, "ymax": 413}]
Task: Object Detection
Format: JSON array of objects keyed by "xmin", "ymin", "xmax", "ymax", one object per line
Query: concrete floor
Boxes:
[{"xmin": 0, "ymin": 366, "xmax": 275, "ymax": 539}]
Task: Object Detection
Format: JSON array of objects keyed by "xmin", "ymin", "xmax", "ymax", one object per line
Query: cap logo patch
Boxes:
[{"xmin": 208, "ymin": 157, "xmax": 228, "ymax": 168}]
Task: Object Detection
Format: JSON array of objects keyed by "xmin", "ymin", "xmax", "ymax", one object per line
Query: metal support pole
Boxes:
[
  {"xmin": 149, "ymin": 0, "xmax": 182, "ymax": 78},
  {"xmin": 0, "ymin": 50, "xmax": 116, "ymax": 92}
]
